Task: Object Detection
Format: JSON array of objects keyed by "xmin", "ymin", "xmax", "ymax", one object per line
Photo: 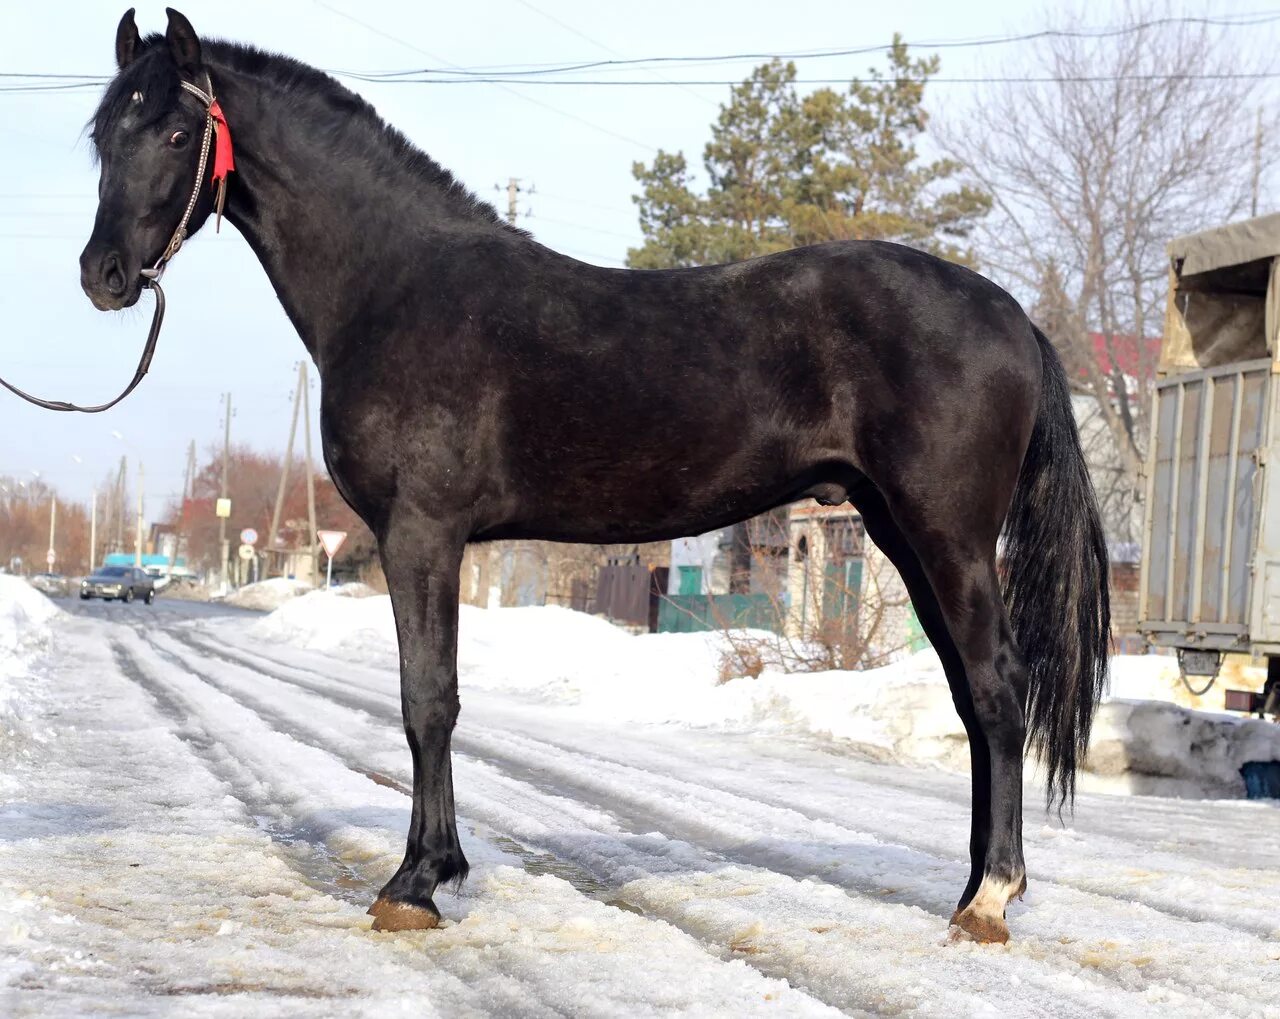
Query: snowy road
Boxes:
[{"xmin": 4, "ymin": 598, "xmax": 1280, "ymax": 1017}]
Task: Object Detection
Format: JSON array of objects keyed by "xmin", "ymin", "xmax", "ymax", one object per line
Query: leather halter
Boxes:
[{"xmin": 0, "ymin": 72, "xmax": 225, "ymax": 414}]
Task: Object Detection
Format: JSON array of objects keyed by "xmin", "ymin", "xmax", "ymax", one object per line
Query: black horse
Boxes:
[{"xmin": 82, "ymin": 10, "xmax": 1109, "ymax": 943}]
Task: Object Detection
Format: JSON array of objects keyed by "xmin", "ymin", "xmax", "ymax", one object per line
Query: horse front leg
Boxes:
[{"xmin": 368, "ymin": 514, "xmax": 467, "ymax": 932}]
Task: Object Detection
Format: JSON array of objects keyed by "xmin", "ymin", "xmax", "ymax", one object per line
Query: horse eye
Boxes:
[
  {"xmin": 131, "ymin": 90, "xmax": 143, "ymax": 103},
  {"xmin": 168, "ymin": 130, "xmax": 190, "ymax": 149}
]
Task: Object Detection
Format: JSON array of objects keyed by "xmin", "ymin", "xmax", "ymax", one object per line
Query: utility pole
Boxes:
[
  {"xmin": 114, "ymin": 455, "xmax": 127, "ymax": 552},
  {"xmin": 301, "ymin": 365, "xmax": 319, "ymax": 585},
  {"xmin": 1252, "ymin": 107, "xmax": 1264, "ymax": 218},
  {"xmin": 47, "ymin": 496, "xmax": 56, "ymax": 571},
  {"xmin": 496, "ymin": 177, "xmax": 532, "ymax": 226},
  {"xmin": 134, "ymin": 461, "xmax": 144, "ymax": 568},
  {"xmin": 506, "ymin": 177, "xmax": 520, "ymax": 225},
  {"xmin": 220, "ymin": 392, "xmax": 232, "ymax": 590},
  {"xmin": 168, "ymin": 439, "xmax": 196, "ymax": 578},
  {"xmin": 89, "ymin": 489, "xmax": 97, "ymax": 573},
  {"xmin": 268, "ymin": 363, "xmax": 305, "ymax": 577}
]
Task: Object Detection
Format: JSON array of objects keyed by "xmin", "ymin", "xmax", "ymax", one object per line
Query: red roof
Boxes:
[{"xmin": 1089, "ymin": 332, "xmax": 1161, "ymax": 381}]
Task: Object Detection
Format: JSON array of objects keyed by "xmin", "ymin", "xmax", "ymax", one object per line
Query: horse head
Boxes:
[{"xmin": 82, "ymin": 8, "xmax": 215, "ymax": 311}]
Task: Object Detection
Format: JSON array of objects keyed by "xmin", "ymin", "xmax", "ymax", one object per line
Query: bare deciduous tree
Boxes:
[{"xmin": 944, "ymin": 3, "xmax": 1275, "ymax": 540}]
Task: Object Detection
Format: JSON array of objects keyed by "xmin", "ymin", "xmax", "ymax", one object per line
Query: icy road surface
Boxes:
[{"xmin": 3, "ymin": 599, "xmax": 1280, "ymax": 1017}]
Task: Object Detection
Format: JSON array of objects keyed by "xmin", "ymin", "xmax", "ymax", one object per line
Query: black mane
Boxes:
[{"xmin": 91, "ymin": 35, "xmax": 515, "ymax": 232}]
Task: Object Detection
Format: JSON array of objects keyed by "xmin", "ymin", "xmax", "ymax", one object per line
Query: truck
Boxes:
[{"xmin": 1138, "ymin": 212, "xmax": 1280, "ymax": 716}]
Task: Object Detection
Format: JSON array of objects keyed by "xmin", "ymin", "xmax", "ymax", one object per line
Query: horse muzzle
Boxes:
[{"xmin": 80, "ymin": 246, "xmax": 144, "ymax": 311}]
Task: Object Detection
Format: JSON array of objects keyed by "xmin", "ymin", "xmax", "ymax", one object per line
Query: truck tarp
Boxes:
[{"xmin": 1161, "ymin": 213, "xmax": 1280, "ymax": 373}]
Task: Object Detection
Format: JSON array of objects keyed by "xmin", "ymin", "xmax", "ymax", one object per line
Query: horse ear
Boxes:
[
  {"xmin": 115, "ymin": 8, "xmax": 141, "ymax": 70},
  {"xmin": 164, "ymin": 7, "xmax": 202, "ymax": 74}
]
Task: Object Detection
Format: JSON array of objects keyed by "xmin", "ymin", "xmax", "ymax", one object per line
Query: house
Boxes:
[
  {"xmin": 786, "ymin": 501, "xmax": 926, "ymax": 661},
  {"xmin": 657, "ymin": 504, "xmax": 926, "ymax": 661}
]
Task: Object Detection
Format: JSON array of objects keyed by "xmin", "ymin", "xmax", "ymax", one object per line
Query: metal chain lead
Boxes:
[{"xmin": 155, "ymin": 74, "xmax": 217, "ymax": 273}]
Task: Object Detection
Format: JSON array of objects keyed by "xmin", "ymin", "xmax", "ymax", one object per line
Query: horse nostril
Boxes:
[{"xmin": 102, "ymin": 252, "xmax": 126, "ymax": 295}]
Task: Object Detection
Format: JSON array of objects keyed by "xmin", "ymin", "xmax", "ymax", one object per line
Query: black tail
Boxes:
[{"xmin": 1002, "ymin": 326, "xmax": 1110, "ymax": 807}]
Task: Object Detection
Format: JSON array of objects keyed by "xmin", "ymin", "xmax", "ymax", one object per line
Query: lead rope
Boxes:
[{"xmin": 0, "ymin": 72, "xmax": 220, "ymax": 414}]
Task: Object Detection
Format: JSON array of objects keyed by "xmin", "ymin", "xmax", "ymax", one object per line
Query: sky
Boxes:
[{"xmin": 0, "ymin": 0, "xmax": 1276, "ymax": 523}]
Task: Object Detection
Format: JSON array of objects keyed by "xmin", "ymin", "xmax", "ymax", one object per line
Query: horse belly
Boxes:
[{"xmin": 488, "ymin": 422, "xmax": 846, "ymax": 544}]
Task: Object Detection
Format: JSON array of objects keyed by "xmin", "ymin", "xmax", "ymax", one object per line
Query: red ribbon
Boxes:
[{"xmin": 209, "ymin": 99, "xmax": 234, "ymax": 184}]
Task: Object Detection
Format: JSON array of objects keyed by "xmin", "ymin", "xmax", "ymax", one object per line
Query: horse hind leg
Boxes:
[
  {"xmin": 859, "ymin": 459, "xmax": 1030, "ymax": 943},
  {"xmin": 925, "ymin": 552, "xmax": 1028, "ymax": 944},
  {"xmin": 852, "ymin": 485, "xmax": 994, "ymax": 932}
]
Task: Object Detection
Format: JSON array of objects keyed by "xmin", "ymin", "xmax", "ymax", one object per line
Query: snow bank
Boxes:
[
  {"xmin": 0, "ymin": 576, "xmax": 59, "ymax": 765},
  {"xmin": 1088, "ymin": 699, "xmax": 1280, "ymax": 797},
  {"xmin": 249, "ymin": 586, "xmax": 397, "ymax": 658},
  {"xmin": 0, "ymin": 576, "xmax": 58, "ymax": 662},
  {"xmin": 246, "ymin": 596, "xmax": 1280, "ymax": 798},
  {"xmin": 224, "ymin": 577, "xmax": 313, "ymax": 611}
]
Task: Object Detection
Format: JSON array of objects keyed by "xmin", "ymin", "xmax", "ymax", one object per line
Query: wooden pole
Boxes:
[
  {"xmin": 48, "ymin": 496, "xmax": 56, "ymax": 570},
  {"xmin": 301, "ymin": 363, "xmax": 319, "ymax": 585},
  {"xmin": 219, "ymin": 393, "xmax": 232, "ymax": 589},
  {"xmin": 134, "ymin": 461, "xmax": 144, "ymax": 568},
  {"xmin": 267, "ymin": 364, "xmax": 304, "ymax": 575}
]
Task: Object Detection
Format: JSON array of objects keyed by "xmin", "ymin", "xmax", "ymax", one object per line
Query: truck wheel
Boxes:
[
  {"xmin": 123, "ymin": 588, "xmax": 134, "ymax": 604},
  {"xmin": 79, "ymin": 593, "xmax": 90, "ymax": 601},
  {"xmin": 144, "ymin": 589, "xmax": 155, "ymax": 605}
]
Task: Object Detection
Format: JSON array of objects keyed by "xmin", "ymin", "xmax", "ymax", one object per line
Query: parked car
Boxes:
[
  {"xmin": 29, "ymin": 572, "xmax": 70, "ymax": 597},
  {"xmin": 80, "ymin": 566, "xmax": 156, "ymax": 604}
]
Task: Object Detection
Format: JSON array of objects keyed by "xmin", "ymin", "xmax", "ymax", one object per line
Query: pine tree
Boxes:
[{"xmin": 628, "ymin": 39, "xmax": 990, "ymax": 269}]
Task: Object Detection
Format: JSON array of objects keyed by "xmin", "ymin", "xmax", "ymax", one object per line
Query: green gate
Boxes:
[{"xmin": 657, "ymin": 593, "xmax": 783, "ymax": 634}]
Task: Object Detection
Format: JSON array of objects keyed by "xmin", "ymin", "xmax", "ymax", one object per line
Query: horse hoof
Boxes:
[
  {"xmin": 368, "ymin": 897, "xmax": 441, "ymax": 932},
  {"xmin": 948, "ymin": 907, "xmax": 1010, "ymax": 945}
]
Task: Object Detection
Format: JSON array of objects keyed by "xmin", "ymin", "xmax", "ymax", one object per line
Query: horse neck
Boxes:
[{"xmin": 209, "ymin": 59, "xmax": 506, "ymax": 362}]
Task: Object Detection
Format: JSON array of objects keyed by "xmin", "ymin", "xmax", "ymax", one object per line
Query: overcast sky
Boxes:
[{"xmin": 1, "ymin": 0, "xmax": 1273, "ymax": 522}]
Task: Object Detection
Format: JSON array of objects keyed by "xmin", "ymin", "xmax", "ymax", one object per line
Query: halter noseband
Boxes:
[{"xmin": 0, "ymin": 71, "xmax": 232, "ymax": 414}]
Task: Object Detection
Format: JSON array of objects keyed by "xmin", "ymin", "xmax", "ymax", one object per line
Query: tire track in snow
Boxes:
[
  {"xmin": 107, "ymin": 620, "xmax": 842, "ymax": 1017},
  {"xmin": 107, "ymin": 637, "xmax": 396, "ymax": 909},
  {"xmin": 132, "ymin": 624, "xmax": 631, "ymax": 911},
  {"xmin": 143, "ymin": 622, "xmax": 1276, "ymax": 1017},
  {"xmin": 201, "ymin": 625, "xmax": 1280, "ymax": 876},
  {"xmin": 186, "ymin": 625, "xmax": 1280, "ymax": 941},
  {"xmin": 445, "ymin": 724, "xmax": 1280, "ymax": 1014},
  {"xmin": 459, "ymin": 710, "xmax": 1280, "ymax": 941}
]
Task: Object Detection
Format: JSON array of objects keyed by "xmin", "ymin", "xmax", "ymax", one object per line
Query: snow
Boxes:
[
  {"xmin": 248, "ymin": 596, "xmax": 1280, "ymax": 798},
  {"xmin": 0, "ymin": 575, "xmax": 58, "ymax": 661},
  {"xmin": 224, "ymin": 577, "xmax": 313, "ymax": 611},
  {"xmin": 250, "ymin": 587, "xmax": 398, "ymax": 656},
  {"xmin": 0, "ymin": 577, "xmax": 59, "ymax": 760},
  {"xmin": 1089, "ymin": 699, "xmax": 1280, "ymax": 797},
  {"xmin": 4, "ymin": 584, "xmax": 1280, "ymax": 1015}
]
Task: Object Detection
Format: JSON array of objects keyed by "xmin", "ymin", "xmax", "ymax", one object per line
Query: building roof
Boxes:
[
  {"xmin": 103, "ymin": 553, "xmax": 186, "ymax": 568},
  {"xmin": 1089, "ymin": 332, "xmax": 1161, "ymax": 382}
]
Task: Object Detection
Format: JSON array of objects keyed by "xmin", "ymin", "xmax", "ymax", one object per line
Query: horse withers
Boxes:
[{"xmin": 81, "ymin": 9, "xmax": 1109, "ymax": 943}]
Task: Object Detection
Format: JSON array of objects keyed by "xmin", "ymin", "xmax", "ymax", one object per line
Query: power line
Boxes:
[
  {"xmin": 535, "ymin": 189, "xmax": 636, "ymax": 216},
  {"xmin": 436, "ymin": 12, "xmax": 1280, "ymax": 74},
  {"xmin": 529, "ymin": 213, "xmax": 638, "ymax": 241},
  {"xmin": 309, "ymin": 0, "xmax": 657, "ymax": 152},
  {"xmin": 509, "ymin": 0, "xmax": 717, "ymax": 107},
  {"xmin": 5, "ymin": 69, "xmax": 1278, "ymax": 96},
  {"xmin": 314, "ymin": 72, "xmax": 1280, "ymax": 86},
  {"xmin": 556, "ymin": 246, "xmax": 627, "ymax": 266},
  {"xmin": 6, "ymin": 11, "xmax": 1279, "ymax": 94}
]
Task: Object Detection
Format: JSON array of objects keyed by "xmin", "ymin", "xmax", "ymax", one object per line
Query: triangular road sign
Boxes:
[{"xmin": 317, "ymin": 529, "xmax": 347, "ymax": 557}]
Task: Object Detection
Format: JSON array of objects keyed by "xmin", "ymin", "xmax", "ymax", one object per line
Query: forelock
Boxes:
[{"xmin": 89, "ymin": 34, "xmax": 182, "ymax": 157}]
